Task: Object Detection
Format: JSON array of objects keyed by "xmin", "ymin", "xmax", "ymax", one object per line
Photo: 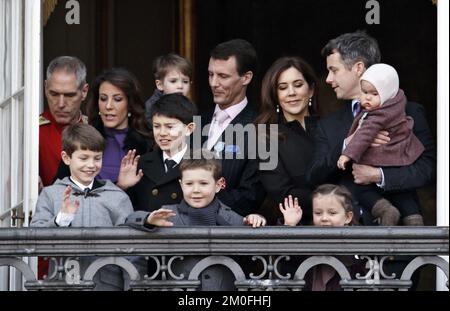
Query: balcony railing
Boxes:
[{"xmin": 0, "ymin": 226, "xmax": 448, "ymax": 291}]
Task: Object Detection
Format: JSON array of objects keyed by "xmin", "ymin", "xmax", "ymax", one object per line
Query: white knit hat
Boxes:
[{"xmin": 360, "ymin": 63, "xmax": 399, "ymax": 105}]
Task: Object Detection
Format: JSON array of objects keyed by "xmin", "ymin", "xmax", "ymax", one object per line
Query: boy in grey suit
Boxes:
[
  {"xmin": 126, "ymin": 150, "xmax": 266, "ymax": 290},
  {"xmin": 31, "ymin": 123, "xmax": 133, "ymax": 290}
]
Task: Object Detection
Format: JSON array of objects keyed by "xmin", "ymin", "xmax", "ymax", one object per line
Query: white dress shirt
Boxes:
[
  {"xmin": 206, "ymin": 98, "xmax": 248, "ymax": 150},
  {"xmin": 163, "ymin": 144, "xmax": 187, "ymax": 172}
]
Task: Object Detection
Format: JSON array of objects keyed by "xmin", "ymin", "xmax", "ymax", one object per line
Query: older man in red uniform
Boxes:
[
  {"xmin": 39, "ymin": 56, "xmax": 89, "ymax": 187},
  {"xmin": 38, "ymin": 56, "xmax": 88, "ymax": 279}
]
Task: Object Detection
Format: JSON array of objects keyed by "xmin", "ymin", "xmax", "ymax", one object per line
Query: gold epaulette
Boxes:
[
  {"xmin": 81, "ymin": 114, "xmax": 89, "ymax": 124},
  {"xmin": 39, "ymin": 115, "xmax": 51, "ymax": 126}
]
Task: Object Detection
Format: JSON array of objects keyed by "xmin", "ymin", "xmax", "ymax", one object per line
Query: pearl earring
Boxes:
[
  {"xmin": 308, "ymin": 98, "xmax": 312, "ymax": 106},
  {"xmin": 127, "ymin": 112, "xmax": 131, "ymax": 117},
  {"xmin": 276, "ymin": 105, "xmax": 280, "ymax": 113},
  {"xmin": 99, "ymin": 111, "xmax": 102, "ymax": 116}
]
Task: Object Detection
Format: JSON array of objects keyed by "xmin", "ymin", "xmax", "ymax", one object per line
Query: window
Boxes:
[
  {"xmin": 0, "ymin": 0, "xmax": 25, "ymax": 229},
  {"xmin": 0, "ymin": 0, "xmax": 41, "ymax": 291}
]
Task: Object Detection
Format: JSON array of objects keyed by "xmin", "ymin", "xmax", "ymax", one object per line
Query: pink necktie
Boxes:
[{"xmin": 207, "ymin": 110, "xmax": 229, "ymax": 150}]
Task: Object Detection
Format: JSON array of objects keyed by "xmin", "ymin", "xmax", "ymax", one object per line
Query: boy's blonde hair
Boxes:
[{"xmin": 62, "ymin": 123, "xmax": 105, "ymax": 157}]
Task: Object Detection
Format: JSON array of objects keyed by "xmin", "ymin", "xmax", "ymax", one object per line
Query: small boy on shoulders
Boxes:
[{"xmin": 145, "ymin": 53, "xmax": 193, "ymax": 125}]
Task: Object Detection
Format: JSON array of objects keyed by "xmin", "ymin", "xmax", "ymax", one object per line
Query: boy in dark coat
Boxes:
[{"xmin": 118, "ymin": 93, "xmax": 197, "ymax": 212}]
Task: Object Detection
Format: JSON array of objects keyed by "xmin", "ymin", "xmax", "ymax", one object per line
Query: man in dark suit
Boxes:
[
  {"xmin": 307, "ymin": 31, "xmax": 436, "ymax": 225},
  {"xmin": 307, "ymin": 30, "xmax": 436, "ymax": 290},
  {"xmin": 200, "ymin": 39, "xmax": 265, "ymax": 216}
]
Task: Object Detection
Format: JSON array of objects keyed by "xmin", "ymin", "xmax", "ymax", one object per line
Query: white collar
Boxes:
[
  {"xmin": 163, "ymin": 144, "xmax": 188, "ymax": 165},
  {"xmin": 213, "ymin": 97, "xmax": 248, "ymax": 121},
  {"xmin": 70, "ymin": 177, "xmax": 94, "ymax": 191}
]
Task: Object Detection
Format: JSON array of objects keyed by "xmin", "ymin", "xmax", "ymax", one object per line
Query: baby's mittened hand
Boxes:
[
  {"xmin": 61, "ymin": 186, "xmax": 80, "ymax": 214},
  {"xmin": 279, "ymin": 195, "xmax": 302, "ymax": 226},
  {"xmin": 337, "ymin": 155, "xmax": 350, "ymax": 170},
  {"xmin": 244, "ymin": 214, "xmax": 267, "ymax": 228}
]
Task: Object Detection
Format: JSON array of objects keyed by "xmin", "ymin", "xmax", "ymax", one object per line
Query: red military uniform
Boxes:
[{"xmin": 39, "ymin": 110, "xmax": 88, "ymax": 186}]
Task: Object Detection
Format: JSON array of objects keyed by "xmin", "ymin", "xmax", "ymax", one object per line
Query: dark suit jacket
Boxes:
[
  {"xmin": 306, "ymin": 101, "xmax": 436, "ymax": 192},
  {"xmin": 258, "ymin": 116, "xmax": 318, "ymax": 223},
  {"xmin": 200, "ymin": 103, "xmax": 266, "ymax": 216},
  {"xmin": 127, "ymin": 149, "xmax": 183, "ymax": 212}
]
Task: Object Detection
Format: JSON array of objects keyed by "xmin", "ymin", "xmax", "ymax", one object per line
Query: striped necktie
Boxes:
[{"xmin": 352, "ymin": 101, "xmax": 361, "ymax": 118}]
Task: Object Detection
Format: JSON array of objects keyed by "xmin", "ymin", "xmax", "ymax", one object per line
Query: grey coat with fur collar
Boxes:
[
  {"xmin": 31, "ymin": 177, "xmax": 133, "ymax": 291},
  {"xmin": 31, "ymin": 177, "xmax": 133, "ymax": 228}
]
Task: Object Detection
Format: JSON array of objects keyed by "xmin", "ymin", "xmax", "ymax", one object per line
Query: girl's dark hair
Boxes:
[
  {"xmin": 87, "ymin": 68, "xmax": 152, "ymax": 152},
  {"xmin": 312, "ymin": 184, "xmax": 358, "ymax": 225}
]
